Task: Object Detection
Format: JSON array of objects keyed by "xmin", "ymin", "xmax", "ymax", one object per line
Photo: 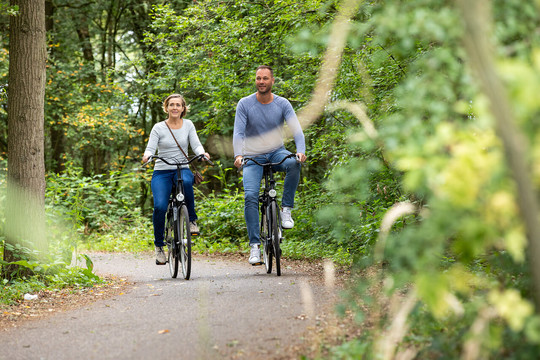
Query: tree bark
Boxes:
[{"xmin": 4, "ymin": 0, "xmax": 47, "ymax": 277}]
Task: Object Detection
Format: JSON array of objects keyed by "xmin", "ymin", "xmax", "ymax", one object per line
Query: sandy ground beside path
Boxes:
[{"xmin": 0, "ymin": 252, "xmax": 341, "ymax": 360}]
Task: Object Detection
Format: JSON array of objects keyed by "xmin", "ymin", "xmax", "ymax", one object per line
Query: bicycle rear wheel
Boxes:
[
  {"xmin": 179, "ymin": 205, "xmax": 192, "ymax": 280},
  {"xmin": 167, "ymin": 208, "xmax": 179, "ymax": 278},
  {"xmin": 261, "ymin": 206, "xmax": 272, "ymax": 274},
  {"xmin": 270, "ymin": 201, "xmax": 281, "ymax": 276}
]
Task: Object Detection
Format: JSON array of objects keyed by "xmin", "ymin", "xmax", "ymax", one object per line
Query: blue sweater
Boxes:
[{"xmin": 233, "ymin": 93, "xmax": 305, "ymax": 157}]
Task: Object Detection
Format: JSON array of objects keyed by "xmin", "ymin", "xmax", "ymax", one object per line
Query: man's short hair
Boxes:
[{"xmin": 256, "ymin": 65, "xmax": 273, "ymax": 77}]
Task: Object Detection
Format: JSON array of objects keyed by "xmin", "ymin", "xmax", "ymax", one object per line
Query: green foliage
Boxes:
[
  {"xmin": 3, "ymin": 0, "xmax": 540, "ymax": 357},
  {"xmin": 308, "ymin": 0, "xmax": 540, "ymax": 358},
  {"xmin": 144, "ymin": 0, "xmax": 330, "ymax": 140},
  {"xmin": 46, "ymin": 166, "xmax": 149, "ymax": 234},
  {"xmin": 196, "ymin": 189, "xmax": 245, "ymax": 245},
  {"xmin": 81, "ymin": 217, "xmax": 153, "ymax": 252},
  {"xmin": 0, "ymin": 262, "xmax": 102, "ymax": 307},
  {"xmin": 282, "ymin": 179, "xmax": 352, "ymax": 264},
  {"xmin": 45, "ymin": 75, "xmax": 139, "ymax": 173},
  {"xmin": 0, "ymin": 243, "xmax": 101, "ymax": 306}
]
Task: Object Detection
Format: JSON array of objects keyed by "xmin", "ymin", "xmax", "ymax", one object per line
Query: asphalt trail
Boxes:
[{"xmin": 0, "ymin": 252, "xmax": 337, "ymax": 360}]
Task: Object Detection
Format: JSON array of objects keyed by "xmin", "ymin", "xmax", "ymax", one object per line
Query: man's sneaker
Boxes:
[
  {"xmin": 280, "ymin": 207, "xmax": 294, "ymax": 229},
  {"xmin": 249, "ymin": 244, "xmax": 262, "ymax": 265},
  {"xmin": 155, "ymin": 246, "xmax": 167, "ymax": 265},
  {"xmin": 190, "ymin": 221, "xmax": 200, "ymax": 235}
]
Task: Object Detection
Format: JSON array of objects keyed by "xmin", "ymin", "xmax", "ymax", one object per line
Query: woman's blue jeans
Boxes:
[
  {"xmin": 151, "ymin": 168, "xmax": 196, "ymax": 247},
  {"xmin": 242, "ymin": 148, "xmax": 301, "ymax": 245}
]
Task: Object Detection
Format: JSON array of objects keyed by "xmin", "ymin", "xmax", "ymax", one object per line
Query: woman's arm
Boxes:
[{"xmin": 187, "ymin": 120, "xmax": 209, "ymax": 159}]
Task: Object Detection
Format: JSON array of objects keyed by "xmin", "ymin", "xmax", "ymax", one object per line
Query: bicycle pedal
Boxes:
[
  {"xmin": 155, "ymin": 260, "xmax": 167, "ymax": 265},
  {"xmin": 251, "ymin": 261, "xmax": 264, "ymax": 266}
]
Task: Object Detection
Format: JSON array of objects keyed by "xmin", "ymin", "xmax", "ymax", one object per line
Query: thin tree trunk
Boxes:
[{"xmin": 46, "ymin": 0, "xmax": 66, "ymax": 174}]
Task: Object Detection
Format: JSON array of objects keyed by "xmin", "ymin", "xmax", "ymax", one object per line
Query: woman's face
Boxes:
[{"xmin": 167, "ymin": 98, "xmax": 184, "ymax": 116}]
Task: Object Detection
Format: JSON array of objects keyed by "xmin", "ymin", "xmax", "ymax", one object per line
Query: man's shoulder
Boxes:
[
  {"xmin": 237, "ymin": 93, "xmax": 258, "ymax": 113},
  {"xmin": 272, "ymin": 94, "xmax": 293, "ymax": 109},
  {"xmin": 239, "ymin": 93, "xmax": 257, "ymax": 104},
  {"xmin": 273, "ymin": 94, "xmax": 291, "ymax": 103}
]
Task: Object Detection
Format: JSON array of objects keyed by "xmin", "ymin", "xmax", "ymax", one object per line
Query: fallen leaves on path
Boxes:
[{"xmin": 0, "ymin": 276, "xmax": 133, "ymax": 331}]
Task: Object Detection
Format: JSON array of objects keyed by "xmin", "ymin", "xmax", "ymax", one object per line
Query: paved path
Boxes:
[{"xmin": 0, "ymin": 252, "xmax": 337, "ymax": 360}]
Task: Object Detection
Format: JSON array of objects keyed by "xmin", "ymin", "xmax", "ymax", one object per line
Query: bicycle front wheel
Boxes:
[
  {"xmin": 179, "ymin": 205, "xmax": 192, "ymax": 280},
  {"xmin": 270, "ymin": 201, "xmax": 281, "ymax": 276},
  {"xmin": 261, "ymin": 206, "xmax": 272, "ymax": 274},
  {"xmin": 167, "ymin": 208, "xmax": 179, "ymax": 278}
]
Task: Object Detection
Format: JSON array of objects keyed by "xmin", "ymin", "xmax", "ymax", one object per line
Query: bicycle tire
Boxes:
[
  {"xmin": 261, "ymin": 206, "xmax": 272, "ymax": 273},
  {"xmin": 179, "ymin": 205, "xmax": 192, "ymax": 280},
  {"xmin": 270, "ymin": 201, "xmax": 281, "ymax": 276},
  {"xmin": 167, "ymin": 208, "xmax": 179, "ymax": 278}
]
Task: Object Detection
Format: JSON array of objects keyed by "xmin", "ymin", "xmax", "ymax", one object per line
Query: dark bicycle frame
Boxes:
[
  {"xmin": 243, "ymin": 153, "xmax": 297, "ymax": 276},
  {"xmin": 146, "ymin": 153, "xmax": 211, "ymax": 279}
]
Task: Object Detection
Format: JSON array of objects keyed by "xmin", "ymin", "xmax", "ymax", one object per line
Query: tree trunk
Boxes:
[
  {"xmin": 4, "ymin": 0, "xmax": 47, "ymax": 278},
  {"xmin": 46, "ymin": 0, "xmax": 66, "ymax": 174}
]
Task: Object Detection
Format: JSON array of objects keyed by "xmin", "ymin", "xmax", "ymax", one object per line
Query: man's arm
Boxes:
[
  {"xmin": 283, "ymin": 100, "xmax": 306, "ymax": 159},
  {"xmin": 233, "ymin": 100, "xmax": 247, "ymax": 168}
]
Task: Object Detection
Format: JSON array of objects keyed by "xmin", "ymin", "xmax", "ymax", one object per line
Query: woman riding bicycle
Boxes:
[{"xmin": 142, "ymin": 94, "xmax": 210, "ymax": 265}]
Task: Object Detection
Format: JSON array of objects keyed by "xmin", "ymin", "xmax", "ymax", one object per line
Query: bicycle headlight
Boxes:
[
  {"xmin": 269, "ymin": 189, "xmax": 277, "ymax": 198},
  {"xmin": 176, "ymin": 193, "xmax": 185, "ymax": 201}
]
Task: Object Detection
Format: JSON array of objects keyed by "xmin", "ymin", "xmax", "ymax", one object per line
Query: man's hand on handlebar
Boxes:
[
  {"xmin": 239, "ymin": 153, "xmax": 304, "ymax": 168},
  {"xmin": 234, "ymin": 155, "xmax": 243, "ymax": 169}
]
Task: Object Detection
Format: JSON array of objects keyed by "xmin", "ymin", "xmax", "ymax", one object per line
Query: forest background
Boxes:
[{"xmin": 2, "ymin": 0, "xmax": 540, "ymax": 358}]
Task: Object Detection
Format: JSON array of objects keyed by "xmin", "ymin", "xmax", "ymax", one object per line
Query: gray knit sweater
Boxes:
[{"xmin": 143, "ymin": 120, "xmax": 205, "ymax": 170}]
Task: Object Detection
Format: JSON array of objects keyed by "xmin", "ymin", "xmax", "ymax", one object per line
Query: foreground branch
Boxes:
[{"xmin": 457, "ymin": 0, "xmax": 540, "ymax": 309}]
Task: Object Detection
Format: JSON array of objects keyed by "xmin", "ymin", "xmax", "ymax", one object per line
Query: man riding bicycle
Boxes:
[{"xmin": 233, "ymin": 65, "xmax": 307, "ymax": 265}]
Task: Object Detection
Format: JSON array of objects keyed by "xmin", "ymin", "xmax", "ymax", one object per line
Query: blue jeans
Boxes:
[
  {"xmin": 242, "ymin": 148, "xmax": 301, "ymax": 245},
  {"xmin": 151, "ymin": 168, "xmax": 196, "ymax": 247}
]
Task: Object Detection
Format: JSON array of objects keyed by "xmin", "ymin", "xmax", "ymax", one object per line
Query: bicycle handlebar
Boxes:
[
  {"xmin": 242, "ymin": 153, "xmax": 297, "ymax": 167},
  {"xmin": 143, "ymin": 154, "xmax": 214, "ymax": 167}
]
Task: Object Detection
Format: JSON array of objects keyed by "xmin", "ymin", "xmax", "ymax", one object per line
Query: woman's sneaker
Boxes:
[
  {"xmin": 249, "ymin": 244, "xmax": 262, "ymax": 265},
  {"xmin": 155, "ymin": 246, "xmax": 167, "ymax": 265},
  {"xmin": 190, "ymin": 221, "xmax": 200, "ymax": 236}
]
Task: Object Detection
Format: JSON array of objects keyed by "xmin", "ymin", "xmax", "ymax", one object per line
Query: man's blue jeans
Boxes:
[
  {"xmin": 242, "ymin": 148, "xmax": 301, "ymax": 245},
  {"xmin": 151, "ymin": 168, "xmax": 196, "ymax": 247}
]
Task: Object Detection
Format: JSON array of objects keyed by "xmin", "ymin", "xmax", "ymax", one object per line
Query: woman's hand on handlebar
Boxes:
[
  {"xmin": 142, "ymin": 154, "xmax": 152, "ymax": 165},
  {"xmin": 201, "ymin": 152, "xmax": 215, "ymax": 165},
  {"xmin": 296, "ymin": 153, "xmax": 306, "ymax": 163}
]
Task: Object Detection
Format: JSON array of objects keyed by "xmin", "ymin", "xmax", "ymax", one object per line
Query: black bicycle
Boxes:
[
  {"xmin": 145, "ymin": 154, "xmax": 211, "ymax": 279},
  {"xmin": 242, "ymin": 153, "xmax": 297, "ymax": 276}
]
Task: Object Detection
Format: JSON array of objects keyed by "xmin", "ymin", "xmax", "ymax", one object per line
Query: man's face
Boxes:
[{"xmin": 255, "ymin": 69, "xmax": 274, "ymax": 95}]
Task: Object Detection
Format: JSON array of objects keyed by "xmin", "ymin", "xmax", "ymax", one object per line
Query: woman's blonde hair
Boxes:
[{"xmin": 163, "ymin": 93, "xmax": 188, "ymax": 118}]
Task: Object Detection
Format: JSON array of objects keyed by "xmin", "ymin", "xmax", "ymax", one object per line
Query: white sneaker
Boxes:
[
  {"xmin": 190, "ymin": 221, "xmax": 200, "ymax": 235},
  {"xmin": 280, "ymin": 207, "xmax": 294, "ymax": 229},
  {"xmin": 155, "ymin": 246, "xmax": 167, "ymax": 265},
  {"xmin": 249, "ymin": 244, "xmax": 262, "ymax": 265}
]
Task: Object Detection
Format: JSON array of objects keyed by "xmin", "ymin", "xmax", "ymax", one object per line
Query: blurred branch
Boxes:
[
  {"xmin": 297, "ymin": 0, "xmax": 362, "ymax": 128},
  {"xmin": 457, "ymin": 0, "xmax": 540, "ymax": 309}
]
